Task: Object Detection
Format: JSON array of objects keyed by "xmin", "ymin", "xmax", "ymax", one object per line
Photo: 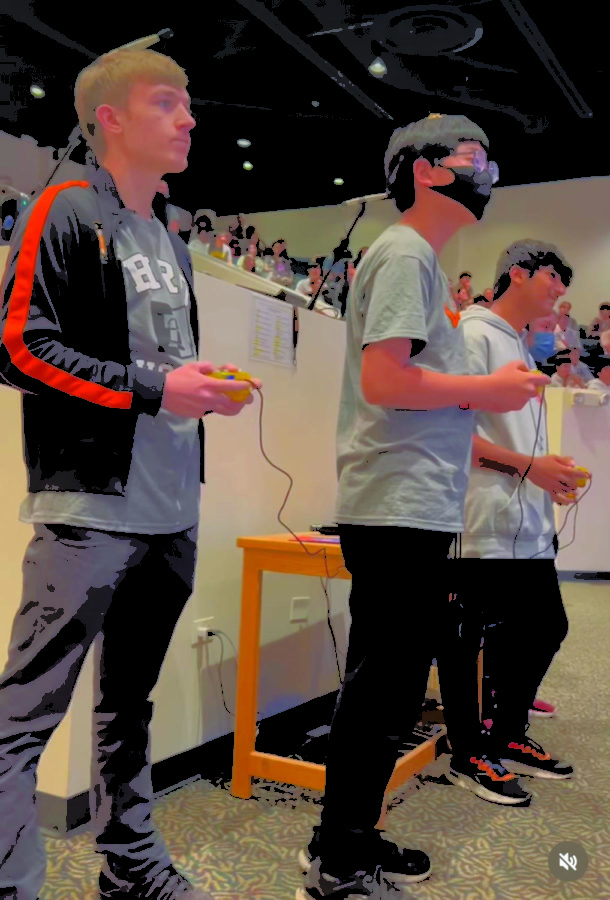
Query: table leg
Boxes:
[
  {"xmin": 478, "ymin": 647, "xmax": 483, "ymax": 722},
  {"xmin": 231, "ymin": 556, "xmax": 263, "ymax": 799}
]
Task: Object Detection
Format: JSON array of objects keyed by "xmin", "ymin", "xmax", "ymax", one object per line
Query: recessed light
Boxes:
[
  {"xmin": 30, "ymin": 85, "xmax": 45, "ymax": 99},
  {"xmin": 237, "ymin": 139, "xmax": 251, "ymax": 148},
  {"xmin": 368, "ymin": 58, "xmax": 387, "ymax": 78},
  {"xmin": 243, "ymin": 161, "xmax": 253, "ymax": 170},
  {"xmin": 311, "ymin": 101, "xmax": 320, "ymax": 107},
  {"xmin": 334, "ymin": 178, "xmax": 344, "ymax": 186}
]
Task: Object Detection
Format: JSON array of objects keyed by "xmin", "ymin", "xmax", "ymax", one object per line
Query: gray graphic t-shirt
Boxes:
[
  {"xmin": 20, "ymin": 210, "xmax": 201, "ymax": 534},
  {"xmin": 335, "ymin": 223, "xmax": 475, "ymax": 532}
]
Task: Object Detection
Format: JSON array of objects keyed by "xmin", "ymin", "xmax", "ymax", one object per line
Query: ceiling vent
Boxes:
[{"xmin": 370, "ymin": 5, "xmax": 483, "ymax": 56}]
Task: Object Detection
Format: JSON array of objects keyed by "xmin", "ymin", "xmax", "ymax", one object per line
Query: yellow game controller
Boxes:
[
  {"xmin": 565, "ymin": 466, "xmax": 591, "ymax": 500},
  {"xmin": 530, "ymin": 369, "xmax": 546, "ymax": 395},
  {"xmin": 208, "ymin": 370, "xmax": 253, "ymax": 403},
  {"xmin": 573, "ymin": 466, "xmax": 591, "ymax": 488}
]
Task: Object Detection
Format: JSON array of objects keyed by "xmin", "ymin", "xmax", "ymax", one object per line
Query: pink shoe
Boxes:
[{"xmin": 530, "ymin": 698, "xmax": 556, "ymax": 718}]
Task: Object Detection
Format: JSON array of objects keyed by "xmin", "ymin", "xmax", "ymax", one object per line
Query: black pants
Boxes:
[
  {"xmin": 0, "ymin": 523, "xmax": 198, "ymax": 900},
  {"xmin": 319, "ymin": 525, "xmax": 483, "ymax": 843},
  {"xmin": 471, "ymin": 560, "xmax": 569, "ymax": 751}
]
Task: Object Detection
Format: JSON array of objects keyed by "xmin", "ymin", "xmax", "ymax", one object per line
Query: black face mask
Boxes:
[{"xmin": 429, "ymin": 164, "xmax": 494, "ymax": 221}]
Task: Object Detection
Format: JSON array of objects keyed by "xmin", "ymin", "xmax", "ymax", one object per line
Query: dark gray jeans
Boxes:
[{"xmin": 0, "ymin": 522, "xmax": 198, "ymax": 900}]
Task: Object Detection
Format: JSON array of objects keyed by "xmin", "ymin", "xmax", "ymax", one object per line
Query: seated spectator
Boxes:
[
  {"xmin": 270, "ymin": 239, "xmax": 295, "ymax": 287},
  {"xmin": 587, "ymin": 303, "xmax": 610, "ymax": 337},
  {"xmin": 586, "ymin": 363, "xmax": 610, "ymax": 392},
  {"xmin": 457, "ymin": 271, "xmax": 474, "ymax": 302},
  {"xmin": 295, "ymin": 264, "xmax": 339, "ymax": 317},
  {"xmin": 550, "ymin": 348, "xmax": 593, "ymax": 388},
  {"xmin": 208, "ymin": 233, "xmax": 233, "ymax": 265},
  {"xmin": 189, "ymin": 214, "xmax": 215, "ymax": 254},
  {"xmin": 237, "ymin": 240, "xmax": 264, "ymax": 275},
  {"xmin": 260, "ymin": 247, "xmax": 276, "ymax": 279},
  {"xmin": 295, "ymin": 264, "xmax": 321, "ymax": 296},
  {"xmin": 554, "ymin": 300, "xmax": 582, "ymax": 351}
]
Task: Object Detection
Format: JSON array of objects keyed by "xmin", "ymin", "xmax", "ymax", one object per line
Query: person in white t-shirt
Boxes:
[
  {"xmin": 550, "ymin": 348, "xmax": 592, "ymax": 387},
  {"xmin": 295, "ymin": 264, "xmax": 341, "ymax": 317},
  {"xmin": 461, "ymin": 238, "xmax": 578, "ymax": 797},
  {"xmin": 586, "ymin": 362, "xmax": 610, "ymax": 391}
]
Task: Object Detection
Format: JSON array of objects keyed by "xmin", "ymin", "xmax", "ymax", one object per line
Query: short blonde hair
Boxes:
[{"xmin": 74, "ymin": 48, "xmax": 188, "ymax": 158}]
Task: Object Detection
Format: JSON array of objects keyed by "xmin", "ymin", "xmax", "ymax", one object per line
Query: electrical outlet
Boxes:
[
  {"xmin": 290, "ymin": 596, "xmax": 310, "ymax": 624},
  {"xmin": 192, "ymin": 616, "xmax": 214, "ymax": 646}
]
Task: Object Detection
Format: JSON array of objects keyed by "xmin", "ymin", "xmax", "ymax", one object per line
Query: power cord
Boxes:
[{"xmin": 199, "ymin": 383, "xmax": 346, "ymax": 729}]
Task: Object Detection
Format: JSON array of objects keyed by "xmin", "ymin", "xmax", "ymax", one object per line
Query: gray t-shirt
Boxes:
[
  {"xmin": 335, "ymin": 223, "xmax": 475, "ymax": 531},
  {"xmin": 20, "ymin": 210, "xmax": 201, "ymax": 534}
]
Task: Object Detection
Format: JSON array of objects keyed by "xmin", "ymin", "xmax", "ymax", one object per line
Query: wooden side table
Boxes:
[{"xmin": 231, "ymin": 534, "xmax": 452, "ymax": 830}]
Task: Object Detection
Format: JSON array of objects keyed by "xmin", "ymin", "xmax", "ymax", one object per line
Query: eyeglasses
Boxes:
[{"xmin": 437, "ymin": 150, "xmax": 499, "ymax": 184}]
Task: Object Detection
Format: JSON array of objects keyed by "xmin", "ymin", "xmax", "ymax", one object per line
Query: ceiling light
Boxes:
[
  {"xmin": 237, "ymin": 139, "xmax": 251, "ymax": 148},
  {"xmin": 368, "ymin": 57, "xmax": 387, "ymax": 78},
  {"xmin": 311, "ymin": 101, "xmax": 320, "ymax": 107},
  {"xmin": 30, "ymin": 85, "xmax": 45, "ymax": 99},
  {"xmin": 334, "ymin": 178, "xmax": 344, "ymax": 186},
  {"xmin": 243, "ymin": 161, "xmax": 253, "ymax": 171}
]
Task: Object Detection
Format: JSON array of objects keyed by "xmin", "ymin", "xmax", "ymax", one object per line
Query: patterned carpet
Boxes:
[{"xmin": 41, "ymin": 580, "xmax": 610, "ymax": 900}]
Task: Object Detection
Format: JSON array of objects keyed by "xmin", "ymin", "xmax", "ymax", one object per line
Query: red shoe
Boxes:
[{"xmin": 530, "ymin": 698, "xmax": 556, "ymax": 718}]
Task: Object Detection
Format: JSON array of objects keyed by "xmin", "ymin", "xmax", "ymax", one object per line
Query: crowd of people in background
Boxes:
[
  {"xmin": 4, "ymin": 186, "xmax": 610, "ymax": 373},
  {"xmin": 184, "ymin": 206, "xmax": 371, "ymax": 319},
  {"xmin": 451, "ymin": 270, "xmax": 610, "ymax": 393}
]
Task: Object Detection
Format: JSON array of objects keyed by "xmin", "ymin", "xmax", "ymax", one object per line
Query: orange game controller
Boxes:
[{"xmin": 208, "ymin": 370, "xmax": 253, "ymax": 403}]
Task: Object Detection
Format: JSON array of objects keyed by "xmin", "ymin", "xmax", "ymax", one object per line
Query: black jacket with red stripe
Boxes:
[{"xmin": 0, "ymin": 158, "xmax": 206, "ymax": 496}]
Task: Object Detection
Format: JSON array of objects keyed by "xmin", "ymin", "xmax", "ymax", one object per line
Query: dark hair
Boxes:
[
  {"xmin": 473, "ymin": 295, "xmax": 487, "ymax": 304},
  {"xmin": 195, "ymin": 215, "xmax": 213, "ymax": 233},
  {"xmin": 262, "ymin": 247, "xmax": 274, "ymax": 257},
  {"xmin": 245, "ymin": 225, "xmax": 256, "ymax": 239},
  {"xmin": 493, "ymin": 239, "xmax": 573, "ymax": 302},
  {"xmin": 460, "ymin": 272, "xmax": 472, "ymax": 279},
  {"xmin": 600, "ymin": 304, "xmax": 610, "ymax": 311},
  {"xmin": 384, "ymin": 114, "xmax": 489, "ymax": 213}
]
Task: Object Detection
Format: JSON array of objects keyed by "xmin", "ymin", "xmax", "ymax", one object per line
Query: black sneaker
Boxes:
[
  {"xmin": 298, "ymin": 825, "xmax": 431, "ymax": 886},
  {"xmin": 500, "ymin": 737, "xmax": 574, "ymax": 780},
  {"xmin": 448, "ymin": 755, "xmax": 532, "ymax": 806},
  {"xmin": 99, "ymin": 864, "xmax": 213, "ymax": 899},
  {"xmin": 296, "ymin": 856, "xmax": 400, "ymax": 899}
]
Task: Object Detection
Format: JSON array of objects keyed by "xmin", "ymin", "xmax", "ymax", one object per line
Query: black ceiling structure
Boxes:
[{"xmin": 0, "ymin": 0, "xmax": 605, "ymax": 216}]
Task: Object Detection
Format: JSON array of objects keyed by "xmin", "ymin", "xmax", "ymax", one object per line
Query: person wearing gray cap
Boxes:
[{"xmin": 296, "ymin": 113, "xmax": 550, "ymax": 900}]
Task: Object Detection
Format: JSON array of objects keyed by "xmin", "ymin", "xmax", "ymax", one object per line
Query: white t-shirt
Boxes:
[
  {"xmin": 336, "ymin": 223, "xmax": 474, "ymax": 531},
  {"xmin": 295, "ymin": 277, "xmax": 312, "ymax": 296},
  {"xmin": 461, "ymin": 306, "xmax": 555, "ymax": 559}
]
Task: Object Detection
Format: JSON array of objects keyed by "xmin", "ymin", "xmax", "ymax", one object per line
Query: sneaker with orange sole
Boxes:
[
  {"xmin": 448, "ymin": 755, "xmax": 532, "ymax": 806},
  {"xmin": 500, "ymin": 736, "xmax": 573, "ymax": 780}
]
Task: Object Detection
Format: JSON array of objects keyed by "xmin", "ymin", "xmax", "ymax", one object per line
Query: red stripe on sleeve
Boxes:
[{"xmin": 2, "ymin": 181, "xmax": 133, "ymax": 409}]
